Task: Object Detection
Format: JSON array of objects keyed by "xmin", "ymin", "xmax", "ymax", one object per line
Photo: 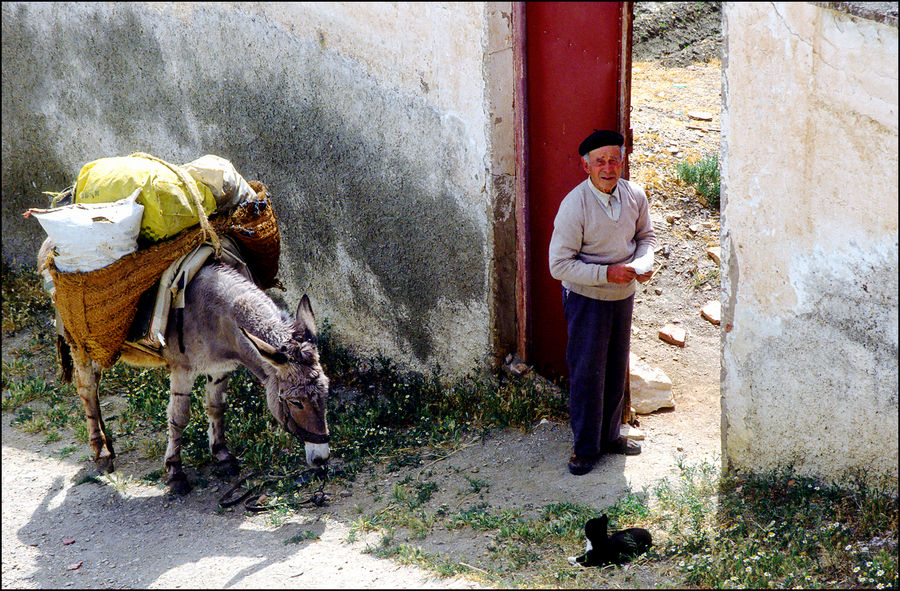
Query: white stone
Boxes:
[
  {"xmin": 621, "ymin": 424, "xmax": 645, "ymax": 440},
  {"xmin": 659, "ymin": 324, "xmax": 686, "ymax": 347},
  {"xmin": 629, "ymin": 353, "xmax": 675, "ymax": 414},
  {"xmin": 701, "ymin": 300, "xmax": 721, "ymax": 325}
]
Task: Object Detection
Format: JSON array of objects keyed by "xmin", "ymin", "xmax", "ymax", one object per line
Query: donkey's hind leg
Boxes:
[
  {"xmin": 72, "ymin": 350, "xmax": 115, "ymax": 473},
  {"xmin": 205, "ymin": 372, "xmax": 240, "ymax": 477}
]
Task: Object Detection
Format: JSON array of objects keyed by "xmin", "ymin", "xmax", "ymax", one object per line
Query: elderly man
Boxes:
[{"xmin": 548, "ymin": 129, "xmax": 656, "ymax": 476}]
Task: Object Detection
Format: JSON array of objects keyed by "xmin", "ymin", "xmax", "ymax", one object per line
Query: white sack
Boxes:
[
  {"xmin": 182, "ymin": 155, "xmax": 255, "ymax": 211},
  {"xmin": 28, "ymin": 189, "xmax": 144, "ymax": 273}
]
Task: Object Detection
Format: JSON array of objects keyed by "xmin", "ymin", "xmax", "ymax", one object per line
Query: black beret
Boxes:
[{"xmin": 578, "ymin": 129, "xmax": 624, "ymax": 156}]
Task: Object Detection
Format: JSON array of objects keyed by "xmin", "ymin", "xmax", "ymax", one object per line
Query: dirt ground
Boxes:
[{"xmin": 2, "ymin": 4, "xmax": 723, "ymax": 588}]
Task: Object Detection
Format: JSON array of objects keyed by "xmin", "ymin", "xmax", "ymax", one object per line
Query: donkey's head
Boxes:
[{"xmin": 240, "ymin": 294, "xmax": 330, "ymax": 468}]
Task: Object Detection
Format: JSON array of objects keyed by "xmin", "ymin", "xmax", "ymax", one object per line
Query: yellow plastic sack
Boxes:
[{"xmin": 75, "ymin": 155, "xmax": 217, "ymax": 243}]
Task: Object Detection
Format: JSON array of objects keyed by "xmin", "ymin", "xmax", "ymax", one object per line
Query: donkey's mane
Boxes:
[{"xmin": 194, "ymin": 262, "xmax": 293, "ymax": 343}]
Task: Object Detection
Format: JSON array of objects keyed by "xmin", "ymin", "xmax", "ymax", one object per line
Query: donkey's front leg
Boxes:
[
  {"xmin": 72, "ymin": 350, "xmax": 115, "ymax": 473},
  {"xmin": 164, "ymin": 371, "xmax": 194, "ymax": 495},
  {"xmin": 205, "ymin": 372, "xmax": 240, "ymax": 477}
]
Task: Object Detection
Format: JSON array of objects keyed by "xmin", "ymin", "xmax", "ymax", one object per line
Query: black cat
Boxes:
[{"xmin": 568, "ymin": 514, "xmax": 652, "ymax": 567}]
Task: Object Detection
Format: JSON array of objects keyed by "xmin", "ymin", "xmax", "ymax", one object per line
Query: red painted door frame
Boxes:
[{"xmin": 513, "ymin": 2, "xmax": 633, "ymax": 378}]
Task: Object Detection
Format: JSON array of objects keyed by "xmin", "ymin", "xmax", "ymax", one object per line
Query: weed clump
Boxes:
[
  {"xmin": 317, "ymin": 318, "xmax": 568, "ymax": 474},
  {"xmin": 653, "ymin": 459, "xmax": 899, "ymax": 590},
  {"xmin": 676, "ymin": 154, "xmax": 720, "ymax": 209}
]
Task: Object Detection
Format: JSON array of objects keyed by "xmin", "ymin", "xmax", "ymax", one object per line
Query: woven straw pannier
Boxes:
[
  {"xmin": 232, "ymin": 181, "xmax": 280, "ymax": 289},
  {"xmin": 49, "ymin": 182, "xmax": 280, "ymax": 368}
]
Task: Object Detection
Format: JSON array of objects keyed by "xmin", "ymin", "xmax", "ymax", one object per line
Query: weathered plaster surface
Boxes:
[
  {"xmin": 2, "ymin": 2, "xmax": 514, "ymax": 375},
  {"xmin": 721, "ymin": 2, "xmax": 898, "ymax": 486}
]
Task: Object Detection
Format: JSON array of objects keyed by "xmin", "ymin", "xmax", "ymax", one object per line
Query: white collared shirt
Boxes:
[{"xmin": 586, "ymin": 177, "xmax": 621, "ymax": 222}]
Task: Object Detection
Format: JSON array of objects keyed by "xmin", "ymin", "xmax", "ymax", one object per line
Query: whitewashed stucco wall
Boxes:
[
  {"xmin": 235, "ymin": 2, "xmax": 499, "ymax": 374},
  {"xmin": 720, "ymin": 2, "xmax": 898, "ymax": 486},
  {"xmin": 2, "ymin": 2, "xmax": 517, "ymax": 375}
]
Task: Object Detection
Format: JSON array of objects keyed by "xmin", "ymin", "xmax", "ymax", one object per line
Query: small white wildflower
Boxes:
[
  {"xmin": 764, "ymin": 571, "xmax": 772, "ymax": 578},
  {"xmin": 877, "ymin": 569, "xmax": 884, "ymax": 576},
  {"xmin": 767, "ymin": 531, "xmax": 775, "ymax": 538},
  {"xmin": 853, "ymin": 566, "xmax": 861, "ymax": 573},
  {"xmin": 845, "ymin": 544, "xmax": 853, "ymax": 551},
  {"xmin": 746, "ymin": 566, "xmax": 752, "ymax": 573}
]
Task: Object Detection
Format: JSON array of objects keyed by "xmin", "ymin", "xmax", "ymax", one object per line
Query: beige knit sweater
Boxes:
[{"xmin": 548, "ymin": 177, "xmax": 656, "ymax": 301}]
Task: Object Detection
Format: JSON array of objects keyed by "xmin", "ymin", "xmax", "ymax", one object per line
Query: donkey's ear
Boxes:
[
  {"xmin": 294, "ymin": 294, "xmax": 317, "ymax": 343},
  {"xmin": 241, "ymin": 327, "xmax": 288, "ymax": 366}
]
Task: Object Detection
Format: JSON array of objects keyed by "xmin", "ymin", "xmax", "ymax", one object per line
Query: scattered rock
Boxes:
[
  {"xmin": 689, "ymin": 223, "xmax": 701, "ymax": 233},
  {"xmin": 701, "ymin": 300, "xmax": 721, "ymax": 325},
  {"xmin": 659, "ymin": 324, "xmax": 686, "ymax": 347},
  {"xmin": 665, "ymin": 212, "xmax": 682, "ymax": 224},
  {"xmin": 654, "ymin": 287, "xmax": 663, "ymax": 295},
  {"xmin": 502, "ymin": 353, "xmax": 529, "ymax": 377},
  {"xmin": 621, "ymin": 424, "xmax": 645, "ymax": 440},
  {"xmin": 629, "ymin": 353, "xmax": 675, "ymax": 413},
  {"xmin": 687, "ymin": 110, "xmax": 713, "ymax": 121},
  {"xmin": 707, "ymin": 246, "xmax": 721, "ymax": 264}
]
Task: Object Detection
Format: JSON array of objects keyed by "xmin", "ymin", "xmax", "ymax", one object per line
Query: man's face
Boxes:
[{"xmin": 582, "ymin": 145, "xmax": 623, "ymax": 193}]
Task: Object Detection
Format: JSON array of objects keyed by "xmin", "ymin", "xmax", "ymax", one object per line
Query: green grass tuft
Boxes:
[{"xmin": 676, "ymin": 154, "xmax": 720, "ymax": 209}]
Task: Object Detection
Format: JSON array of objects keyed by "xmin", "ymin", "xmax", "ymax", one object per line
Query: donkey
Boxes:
[{"xmin": 38, "ymin": 239, "xmax": 330, "ymax": 494}]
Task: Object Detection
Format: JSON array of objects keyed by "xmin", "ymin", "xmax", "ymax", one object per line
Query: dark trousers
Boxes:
[{"xmin": 563, "ymin": 287, "xmax": 633, "ymax": 457}]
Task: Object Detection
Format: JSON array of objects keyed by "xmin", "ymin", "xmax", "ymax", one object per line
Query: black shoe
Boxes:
[
  {"xmin": 568, "ymin": 453, "xmax": 598, "ymax": 475},
  {"xmin": 602, "ymin": 436, "xmax": 641, "ymax": 455}
]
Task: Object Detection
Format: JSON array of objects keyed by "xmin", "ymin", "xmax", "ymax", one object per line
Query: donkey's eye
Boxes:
[{"xmin": 288, "ymin": 399, "xmax": 304, "ymax": 410}]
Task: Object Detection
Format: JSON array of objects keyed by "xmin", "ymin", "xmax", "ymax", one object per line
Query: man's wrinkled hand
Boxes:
[
  {"xmin": 636, "ymin": 270, "xmax": 654, "ymax": 283},
  {"xmin": 607, "ymin": 264, "xmax": 637, "ymax": 284}
]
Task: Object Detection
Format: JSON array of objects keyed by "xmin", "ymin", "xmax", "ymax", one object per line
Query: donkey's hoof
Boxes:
[
  {"xmin": 95, "ymin": 456, "xmax": 115, "ymax": 474},
  {"xmin": 167, "ymin": 474, "xmax": 192, "ymax": 496},
  {"xmin": 217, "ymin": 458, "xmax": 241, "ymax": 478}
]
